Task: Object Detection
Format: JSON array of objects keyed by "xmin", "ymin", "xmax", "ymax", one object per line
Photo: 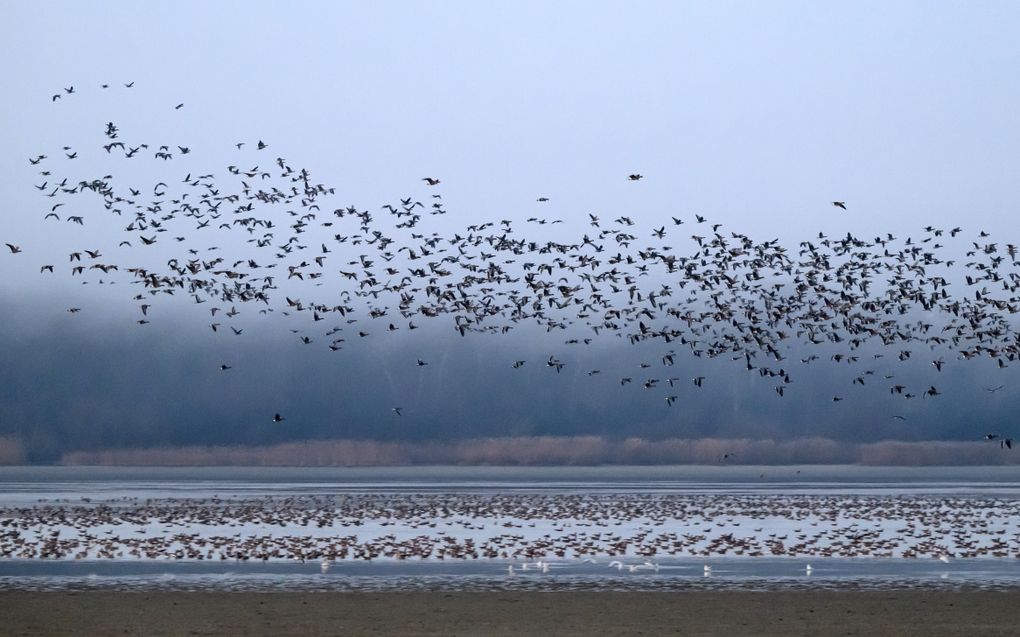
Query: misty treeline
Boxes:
[
  {"xmin": 55, "ymin": 436, "xmax": 1020, "ymax": 467},
  {"xmin": 2, "ymin": 296, "xmax": 1017, "ymax": 463},
  {"xmin": 0, "ymin": 437, "xmax": 26, "ymax": 464}
]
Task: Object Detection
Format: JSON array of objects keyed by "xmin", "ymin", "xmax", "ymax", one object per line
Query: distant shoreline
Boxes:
[
  {"xmin": 5, "ymin": 435, "xmax": 1015, "ymax": 467},
  {"xmin": 5, "ymin": 463, "xmax": 1020, "ymax": 473}
]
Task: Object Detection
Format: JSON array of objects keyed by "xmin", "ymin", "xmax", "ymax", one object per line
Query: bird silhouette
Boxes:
[{"xmin": 20, "ymin": 85, "xmax": 1020, "ymax": 447}]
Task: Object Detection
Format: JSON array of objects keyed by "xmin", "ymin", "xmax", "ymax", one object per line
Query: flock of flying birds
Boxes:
[{"xmin": 6, "ymin": 82, "xmax": 1020, "ymax": 448}]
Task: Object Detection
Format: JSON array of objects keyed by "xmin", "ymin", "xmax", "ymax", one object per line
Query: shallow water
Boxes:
[
  {"xmin": 4, "ymin": 465, "xmax": 1020, "ymax": 590},
  {"xmin": 3, "ymin": 558, "xmax": 1020, "ymax": 592}
]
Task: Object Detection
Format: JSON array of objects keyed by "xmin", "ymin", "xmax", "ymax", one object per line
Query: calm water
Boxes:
[
  {"xmin": 4, "ymin": 465, "xmax": 1020, "ymax": 501},
  {"xmin": 3, "ymin": 465, "xmax": 1020, "ymax": 591}
]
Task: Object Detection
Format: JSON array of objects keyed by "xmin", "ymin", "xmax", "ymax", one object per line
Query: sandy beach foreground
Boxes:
[{"xmin": 0, "ymin": 591, "xmax": 1017, "ymax": 636}]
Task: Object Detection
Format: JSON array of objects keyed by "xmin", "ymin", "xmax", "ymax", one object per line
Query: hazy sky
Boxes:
[
  {"xmin": 2, "ymin": 2, "xmax": 1020, "ymax": 458},
  {"xmin": 4, "ymin": 1, "xmax": 1019, "ymax": 249}
]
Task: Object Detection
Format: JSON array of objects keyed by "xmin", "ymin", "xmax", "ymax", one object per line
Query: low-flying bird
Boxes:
[
  {"xmin": 220, "ymin": 364, "xmax": 231, "ymax": 371},
  {"xmin": 273, "ymin": 413, "xmax": 285, "ymax": 423},
  {"xmin": 392, "ymin": 407, "xmax": 403, "ymax": 416},
  {"xmin": 832, "ymin": 201, "xmax": 847, "ymax": 210}
]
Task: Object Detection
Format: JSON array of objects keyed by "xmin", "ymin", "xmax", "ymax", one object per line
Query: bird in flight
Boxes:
[
  {"xmin": 5, "ymin": 243, "xmax": 22, "ymax": 254},
  {"xmin": 23, "ymin": 84, "xmax": 1020, "ymax": 445},
  {"xmin": 273, "ymin": 413, "xmax": 285, "ymax": 423}
]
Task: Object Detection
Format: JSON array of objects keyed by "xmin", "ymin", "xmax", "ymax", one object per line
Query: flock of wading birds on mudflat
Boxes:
[{"xmin": 5, "ymin": 81, "xmax": 1020, "ymax": 449}]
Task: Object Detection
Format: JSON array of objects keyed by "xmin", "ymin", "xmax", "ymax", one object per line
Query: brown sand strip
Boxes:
[{"xmin": 1, "ymin": 590, "xmax": 1018, "ymax": 637}]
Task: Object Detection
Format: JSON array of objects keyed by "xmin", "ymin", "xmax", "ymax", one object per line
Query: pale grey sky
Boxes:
[
  {"xmin": 3, "ymin": 2, "xmax": 1020, "ymax": 457},
  {"xmin": 3, "ymin": 0, "xmax": 1019, "ymax": 270}
]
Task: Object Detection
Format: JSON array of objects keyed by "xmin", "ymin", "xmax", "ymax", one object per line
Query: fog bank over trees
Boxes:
[{"xmin": 2, "ymin": 295, "xmax": 1017, "ymax": 464}]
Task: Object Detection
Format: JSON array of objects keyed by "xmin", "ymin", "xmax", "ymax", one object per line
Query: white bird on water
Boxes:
[
  {"xmin": 522, "ymin": 560, "xmax": 549, "ymax": 573},
  {"xmin": 805, "ymin": 564, "xmax": 813, "ymax": 575},
  {"xmin": 703, "ymin": 564, "xmax": 712, "ymax": 576}
]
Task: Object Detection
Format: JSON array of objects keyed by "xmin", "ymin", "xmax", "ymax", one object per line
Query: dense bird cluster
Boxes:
[
  {"xmin": 7, "ymin": 82, "xmax": 1019, "ymax": 443},
  {"xmin": 5, "ymin": 493, "xmax": 1020, "ymax": 561}
]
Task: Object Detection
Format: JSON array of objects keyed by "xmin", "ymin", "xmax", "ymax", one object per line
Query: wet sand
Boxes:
[{"xmin": 1, "ymin": 590, "xmax": 1018, "ymax": 636}]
